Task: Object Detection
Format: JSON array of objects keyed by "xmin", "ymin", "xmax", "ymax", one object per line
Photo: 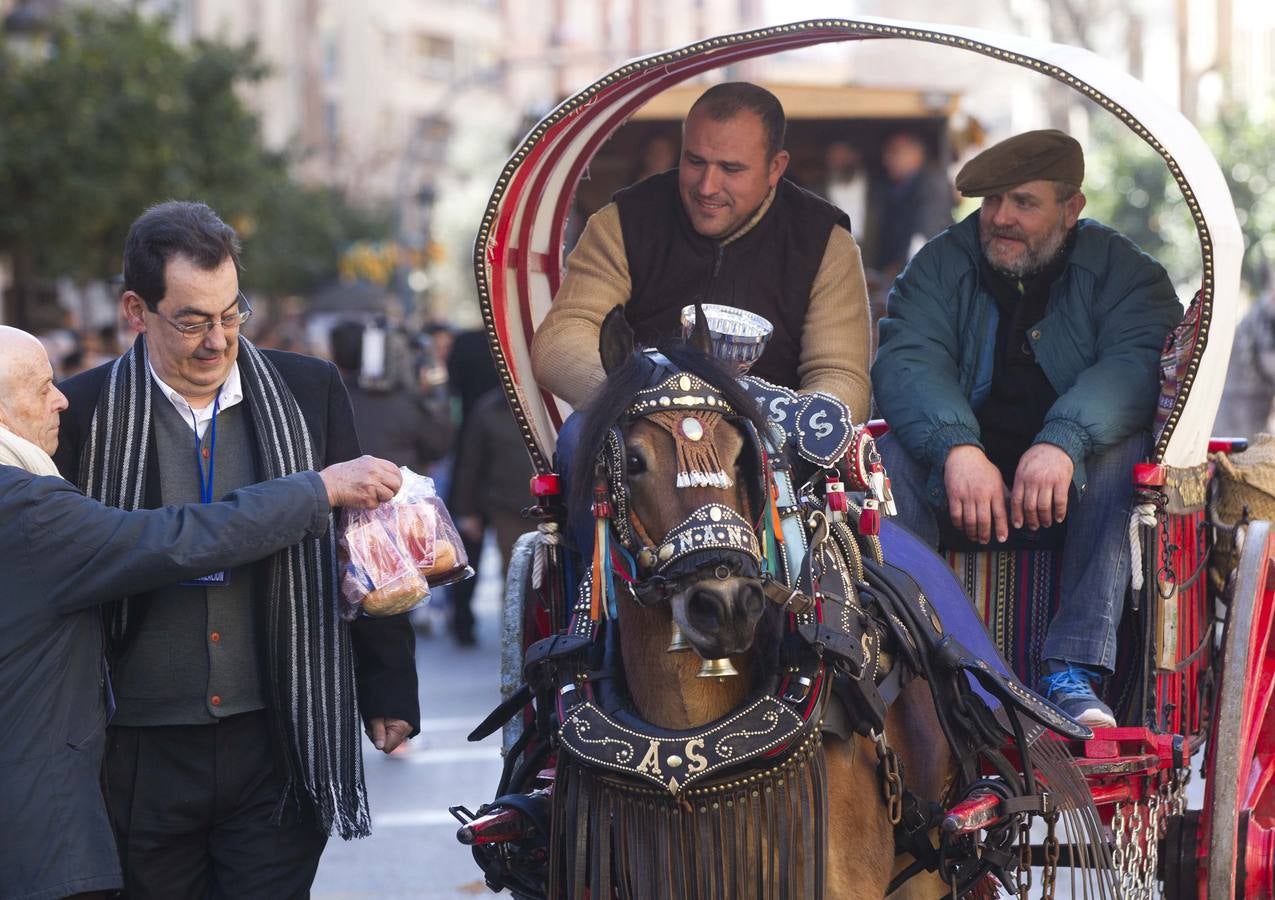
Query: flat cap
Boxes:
[{"xmin": 955, "ymin": 129, "xmax": 1084, "ymax": 197}]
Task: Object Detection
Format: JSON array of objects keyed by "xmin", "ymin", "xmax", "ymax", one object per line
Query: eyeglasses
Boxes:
[{"xmin": 155, "ymin": 293, "xmax": 254, "ymax": 338}]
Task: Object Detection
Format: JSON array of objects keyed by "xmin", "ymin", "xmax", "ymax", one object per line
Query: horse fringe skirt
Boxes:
[{"xmin": 550, "ymin": 733, "xmax": 828, "ymax": 899}]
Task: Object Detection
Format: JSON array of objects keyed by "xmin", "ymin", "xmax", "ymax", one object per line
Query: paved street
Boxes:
[{"xmin": 314, "ymin": 546, "xmax": 508, "ymax": 900}]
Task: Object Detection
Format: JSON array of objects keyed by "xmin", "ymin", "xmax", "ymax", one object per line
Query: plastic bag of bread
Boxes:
[
  {"xmin": 393, "ymin": 467, "xmax": 473, "ymax": 588},
  {"xmin": 339, "ymin": 504, "xmax": 430, "ymax": 619}
]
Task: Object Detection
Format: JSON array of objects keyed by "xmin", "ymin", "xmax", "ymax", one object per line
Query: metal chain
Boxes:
[
  {"xmin": 1042, "ymin": 810, "xmax": 1061, "ymax": 899},
  {"xmin": 1142, "ymin": 794, "xmax": 1162, "ymax": 893},
  {"xmin": 1111, "ymin": 787, "xmax": 1174, "ymax": 900},
  {"xmin": 873, "ymin": 732, "xmax": 904, "ymax": 826},
  {"xmin": 1158, "ymin": 513, "xmax": 1179, "ymax": 586},
  {"xmin": 1170, "ymin": 764, "xmax": 1191, "ymax": 817},
  {"xmin": 1128, "ymin": 803, "xmax": 1148, "ymax": 899},
  {"xmin": 1016, "ymin": 818, "xmax": 1033, "ymax": 900},
  {"xmin": 1111, "ymin": 803, "xmax": 1127, "ymax": 872},
  {"xmin": 1111, "ymin": 803, "xmax": 1143, "ymax": 899}
]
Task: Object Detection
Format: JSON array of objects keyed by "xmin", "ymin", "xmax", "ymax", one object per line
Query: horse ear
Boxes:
[
  {"xmin": 599, "ymin": 305, "xmax": 635, "ymax": 375},
  {"xmin": 689, "ymin": 303, "xmax": 713, "ymax": 356}
]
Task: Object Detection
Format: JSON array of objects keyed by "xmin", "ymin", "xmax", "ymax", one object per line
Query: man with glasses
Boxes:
[{"xmin": 54, "ymin": 201, "xmax": 420, "ymax": 898}]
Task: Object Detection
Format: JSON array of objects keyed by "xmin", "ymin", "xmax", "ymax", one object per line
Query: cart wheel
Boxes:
[
  {"xmin": 499, "ymin": 533, "xmax": 540, "ymax": 756},
  {"xmin": 1205, "ymin": 520, "xmax": 1275, "ymax": 899}
]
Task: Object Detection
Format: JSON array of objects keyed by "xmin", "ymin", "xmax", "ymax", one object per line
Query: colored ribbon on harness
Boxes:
[
  {"xmin": 762, "ymin": 478, "xmax": 785, "ymax": 577},
  {"xmin": 591, "ymin": 486, "xmax": 613, "ymax": 622}
]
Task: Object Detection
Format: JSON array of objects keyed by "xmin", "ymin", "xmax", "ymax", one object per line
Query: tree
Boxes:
[
  {"xmin": 0, "ymin": 7, "xmax": 387, "ymax": 326},
  {"xmin": 245, "ymin": 179, "xmax": 392, "ymax": 299},
  {"xmin": 1083, "ymin": 106, "xmax": 1275, "ymax": 296}
]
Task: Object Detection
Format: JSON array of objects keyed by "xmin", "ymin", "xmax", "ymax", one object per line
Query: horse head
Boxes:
[
  {"xmin": 621, "ymin": 410, "xmax": 765, "ymax": 658},
  {"xmin": 571, "ymin": 306, "xmax": 775, "ymax": 722}
]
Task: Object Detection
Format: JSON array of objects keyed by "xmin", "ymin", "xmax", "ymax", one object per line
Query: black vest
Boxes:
[{"xmin": 615, "ymin": 170, "xmax": 849, "ymax": 390}]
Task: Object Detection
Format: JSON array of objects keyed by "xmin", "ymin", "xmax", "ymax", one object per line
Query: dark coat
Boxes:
[
  {"xmin": 53, "ymin": 352, "xmax": 420, "ymax": 761},
  {"xmin": 873, "ymin": 213, "xmax": 1182, "ymax": 495},
  {"xmin": 340, "ymin": 372, "xmax": 452, "ymax": 471},
  {"xmin": 449, "ymin": 388, "xmax": 535, "ymax": 521},
  {"xmin": 0, "ymin": 467, "xmax": 331, "ymax": 900}
]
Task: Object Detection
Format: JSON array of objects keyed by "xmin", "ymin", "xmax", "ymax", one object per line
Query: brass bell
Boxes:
[
  {"xmin": 696, "ymin": 657, "xmax": 739, "ymax": 679},
  {"xmin": 666, "ymin": 622, "xmax": 692, "ymax": 653}
]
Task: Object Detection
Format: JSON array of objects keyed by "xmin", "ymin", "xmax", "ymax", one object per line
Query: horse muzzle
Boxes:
[
  {"xmin": 671, "ymin": 574, "xmax": 766, "ymax": 658},
  {"xmin": 630, "ymin": 502, "xmax": 766, "ymax": 663}
]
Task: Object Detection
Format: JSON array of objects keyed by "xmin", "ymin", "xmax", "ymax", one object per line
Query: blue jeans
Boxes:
[{"xmin": 877, "ymin": 430, "xmax": 1148, "ymax": 674}]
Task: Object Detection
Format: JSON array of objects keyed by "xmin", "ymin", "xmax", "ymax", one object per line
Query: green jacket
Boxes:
[{"xmin": 873, "ymin": 212, "xmax": 1181, "ymax": 497}]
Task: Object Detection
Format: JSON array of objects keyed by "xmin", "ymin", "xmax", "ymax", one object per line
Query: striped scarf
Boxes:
[{"xmin": 80, "ymin": 335, "xmax": 370, "ymax": 839}]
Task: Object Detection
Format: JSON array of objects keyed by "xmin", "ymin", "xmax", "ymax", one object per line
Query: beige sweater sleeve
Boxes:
[
  {"xmin": 798, "ymin": 227, "xmax": 872, "ymax": 422},
  {"xmin": 530, "ymin": 203, "xmax": 630, "ymax": 408}
]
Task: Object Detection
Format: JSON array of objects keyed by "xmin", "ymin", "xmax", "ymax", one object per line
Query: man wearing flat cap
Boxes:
[{"xmin": 872, "ymin": 129, "xmax": 1182, "ymax": 728}]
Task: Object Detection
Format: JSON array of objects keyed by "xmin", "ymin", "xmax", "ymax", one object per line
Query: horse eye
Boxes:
[{"xmin": 626, "ymin": 451, "xmax": 647, "ymax": 474}]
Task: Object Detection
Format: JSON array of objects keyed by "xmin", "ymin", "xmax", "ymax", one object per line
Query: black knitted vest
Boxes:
[{"xmin": 615, "ymin": 171, "xmax": 849, "ymax": 390}]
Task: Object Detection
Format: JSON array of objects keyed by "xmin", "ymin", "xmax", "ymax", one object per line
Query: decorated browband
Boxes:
[{"xmin": 626, "ymin": 372, "xmax": 742, "ymax": 491}]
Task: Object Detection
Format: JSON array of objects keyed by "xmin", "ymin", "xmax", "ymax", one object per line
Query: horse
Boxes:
[{"xmin": 553, "ymin": 306, "xmax": 954, "ymax": 899}]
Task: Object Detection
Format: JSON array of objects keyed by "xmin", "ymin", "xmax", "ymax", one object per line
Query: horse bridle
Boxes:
[{"xmin": 593, "ymin": 371, "xmax": 770, "ymax": 607}]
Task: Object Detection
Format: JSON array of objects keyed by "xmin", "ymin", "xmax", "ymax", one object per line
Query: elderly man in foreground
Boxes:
[
  {"xmin": 0, "ymin": 326, "xmax": 401, "ymax": 900},
  {"xmin": 872, "ymin": 130, "xmax": 1182, "ymax": 728}
]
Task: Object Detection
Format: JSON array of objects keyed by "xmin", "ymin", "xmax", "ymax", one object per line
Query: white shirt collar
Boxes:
[{"xmin": 148, "ymin": 360, "xmax": 244, "ymax": 439}]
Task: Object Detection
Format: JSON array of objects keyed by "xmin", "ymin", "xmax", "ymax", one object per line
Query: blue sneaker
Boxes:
[{"xmin": 1037, "ymin": 665, "xmax": 1116, "ymax": 729}]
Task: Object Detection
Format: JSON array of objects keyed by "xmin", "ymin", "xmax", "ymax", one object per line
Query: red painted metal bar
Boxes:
[
  {"xmin": 942, "ymin": 792, "xmax": 1001, "ymax": 836},
  {"xmin": 1134, "ymin": 462, "xmax": 1167, "ymax": 487},
  {"xmin": 456, "ymin": 808, "xmax": 529, "ymax": 845},
  {"xmin": 1244, "ymin": 818, "xmax": 1275, "ymax": 899},
  {"xmin": 1210, "ymin": 437, "xmax": 1249, "ymax": 454},
  {"xmin": 1089, "ymin": 783, "xmax": 1135, "ymax": 806}
]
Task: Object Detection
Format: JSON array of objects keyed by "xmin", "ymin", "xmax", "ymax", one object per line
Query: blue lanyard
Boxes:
[{"xmin": 190, "ymin": 395, "xmax": 220, "ymax": 504}]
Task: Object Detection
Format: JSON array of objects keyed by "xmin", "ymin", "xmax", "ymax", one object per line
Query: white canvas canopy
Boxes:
[{"xmin": 476, "ymin": 18, "xmax": 1241, "ymax": 476}]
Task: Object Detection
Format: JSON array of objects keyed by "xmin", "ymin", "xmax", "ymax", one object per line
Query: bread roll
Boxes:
[
  {"xmin": 361, "ymin": 572, "xmax": 428, "ymax": 616},
  {"xmin": 425, "ymin": 540, "xmax": 457, "ymax": 575}
]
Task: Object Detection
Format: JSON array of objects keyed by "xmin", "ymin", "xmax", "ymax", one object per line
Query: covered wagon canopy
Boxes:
[{"xmin": 476, "ymin": 17, "xmax": 1241, "ymax": 477}]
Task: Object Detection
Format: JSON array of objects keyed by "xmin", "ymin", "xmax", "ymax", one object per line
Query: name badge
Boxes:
[{"xmin": 181, "ymin": 570, "xmax": 230, "ymax": 588}]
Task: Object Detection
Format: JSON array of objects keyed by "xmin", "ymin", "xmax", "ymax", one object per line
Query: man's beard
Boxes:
[{"xmin": 981, "ymin": 218, "xmax": 1070, "ymax": 279}]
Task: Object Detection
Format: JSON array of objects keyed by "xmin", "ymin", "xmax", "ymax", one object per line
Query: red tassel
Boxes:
[
  {"xmin": 825, "ymin": 479, "xmax": 849, "ymax": 514},
  {"xmin": 859, "ymin": 499, "xmax": 880, "ymax": 536}
]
